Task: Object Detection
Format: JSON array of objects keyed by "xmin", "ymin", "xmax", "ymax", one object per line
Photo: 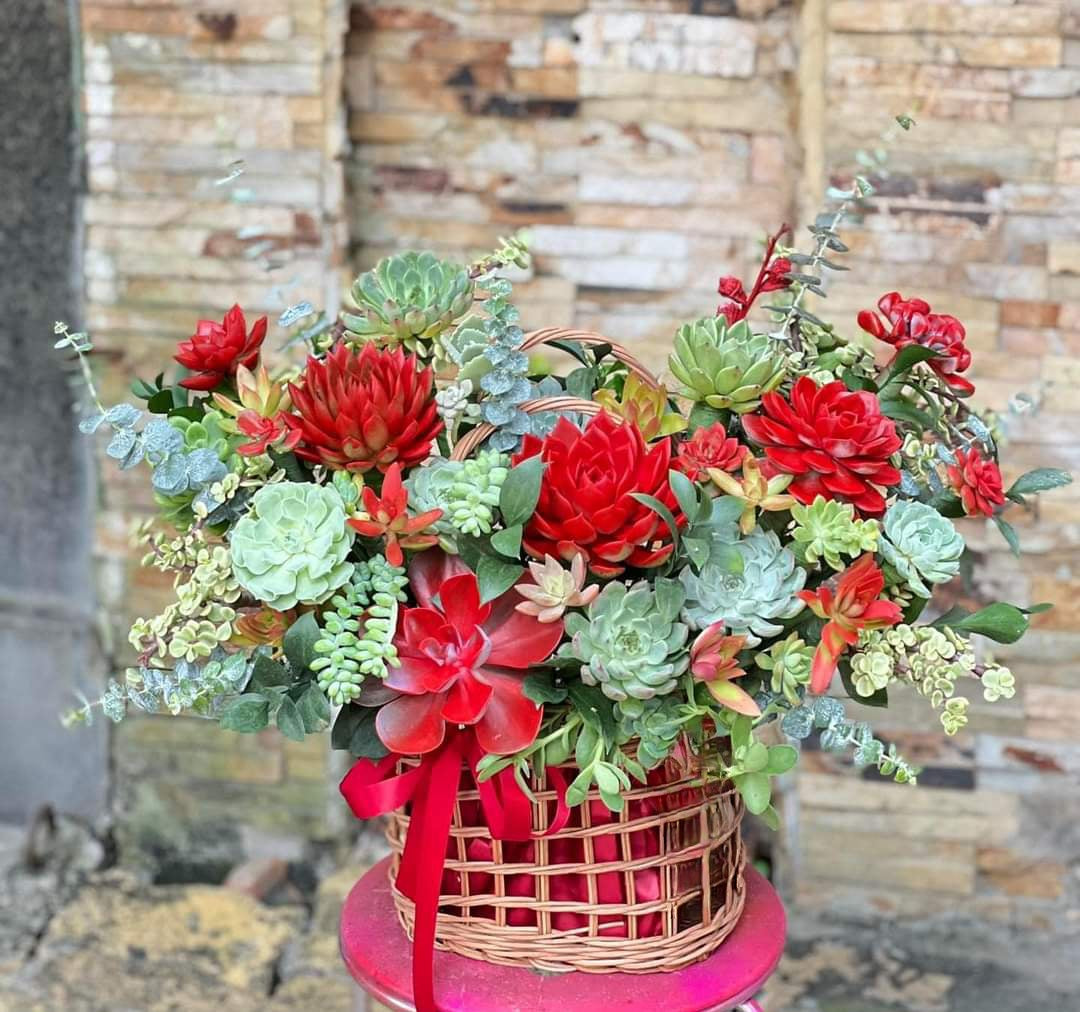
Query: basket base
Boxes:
[{"xmin": 340, "ymin": 857, "xmax": 785, "ymax": 1012}]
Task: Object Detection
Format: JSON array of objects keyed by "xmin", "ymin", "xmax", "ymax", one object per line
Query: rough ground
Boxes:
[{"xmin": 0, "ymin": 821, "xmax": 1075, "ymax": 1012}]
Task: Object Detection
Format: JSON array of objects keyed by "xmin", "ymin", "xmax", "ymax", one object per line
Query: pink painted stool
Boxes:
[{"xmin": 340, "ymin": 857, "xmax": 786, "ymax": 1012}]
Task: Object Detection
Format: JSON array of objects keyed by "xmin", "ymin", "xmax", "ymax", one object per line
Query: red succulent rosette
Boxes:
[
  {"xmin": 288, "ymin": 342, "xmax": 442, "ymax": 473},
  {"xmin": 742, "ymin": 376, "xmax": 901, "ymax": 516},
  {"xmin": 174, "ymin": 304, "xmax": 267, "ymax": 391},
  {"xmin": 514, "ymin": 412, "xmax": 682, "ymax": 578},
  {"xmin": 947, "ymin": 446, "xmax": 1006, "ymax": 516},
  {"xmin": 235, "ymin": 410, "xmax": 302, "ymax": 456},
  {"xmin": 674, "ymin": 423, "xmax": 748, "ymax": 482},
  {"xmin": 858, "ymin": 291, "xmax": 975, "ymax": 396},
  {"xmin": 375, "ymin": 551, "xmax": 564, "ymax": 756}
]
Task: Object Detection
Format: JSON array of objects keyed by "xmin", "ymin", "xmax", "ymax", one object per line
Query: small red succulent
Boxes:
[
  {"xmin": 174, "ymin": 304, "xmax": 267, "ymax": 391},
  {"xmin": 716, "ymin": 225, "xmax": 792, "ymax": 324},
  {"xmin": 235, "ymin": 410, "xmax": 302, "ymax": 457},
  {"xmin": 689, "ymin": 623, "xmax": 758, "ymax": 716},
  {"xmin": 858, "ymin": 292, "xmax": 975, "ymax": 396},
  {"xmin": 674, "ymin": 423, "xmax": 748, "ymax": 482},
  {"xmin": 288, "ymin": 342, "xmax": 442, "ymax": 474},
  {"xmin": 947, "ymin": 447, "xmax": 1006, "ymax": 517},
  {"xmin": 799, "ymin": 554, "xmax": 903, "ymax": 694},
  {"xmin": 347, "ymin": 463, "xmax": 442, "ymax": 567},
  {"xmin": 375, "ymin": 551, "xmax": 564, "ymax": 755},
  {"xmin": 741, "ymin": 376, "xmax": 901, "ymax": 516},
  {"xmin": 514, "ymin": 412, "xmax": 682, "ymax": 578}
]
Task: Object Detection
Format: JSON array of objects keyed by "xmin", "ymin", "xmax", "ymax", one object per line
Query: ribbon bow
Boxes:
[{"xmin": 340, "ymin": 730, "xmax": 569, "ymax": 1012}]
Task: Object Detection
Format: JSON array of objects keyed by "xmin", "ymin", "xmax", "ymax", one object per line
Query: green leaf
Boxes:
[
  {"xmin": 219, "ymin": 694, "xmax": 270, "ymax": 733},
  {"xmin": 879, "ymin": 397, "xmax": 934, "ymax": 428},
  {"xmin": 568, "ymin": 682, "xmax": 618, "ymax": 741},
  {"xmin": 735, "ymin": 771, "xmax": 772, "ymax": 815},
  {"xmin": 547, "ymin": 339, "xmax": 590, "ymax": 367},
  {"xmin": 760, "ymin": 804, "xmax": 781, "ymax": 832},
  {"xmin": 147, "ymin": 389, "xmax": 175, "ymax": 415},
  {"xmin": 565, "ymin": 768, "xmax": 593, "ymax": 808},
  {"xmin": 764, "ymin": 744, "xmax": 798, "ymax": 775},
  {"xmin": 276, "ymin": 696, "xmax": 306, "ymax": 742},
  {"xmin": 523, "ymin": 672, "xmax": 569, "ymax": 705},
  {"xmin": 994, "ymin": 515, "xmax": 1021, "ymax": 557},
  {"xmin": 669, "ymin": 469, "xmax": 699, "ymax": 522},
  {"xmin": 682, "ymin": 535, "xmax": 711, "ymax": 570},
  {"xmin": 330, "ymin": 704, "xmax": 389, "ymax": 759},
  {"xmin": 877, "ymin": 345, "xmax": 940, "ymax": 391},
  {"xmin": 1006, "ymin": 468, "xmax": 1072, "ymax": 499},
  {"xmin": 629, "ymin": 492, "xmax": 680, "ymax": 552},
  {"xmin": 500, "ymin": 456, "xmax": 545, "ymax": 527},
  {"xmin": 490, "ymin": 524, "xmax": 523, "ymax": 558},
  {"xmin": 250, "ymin": 652, "xmax": 291, "ymax": 690},
  {"xmin": 283, "ymin": 612, "xmax": 321, "ymax": 673},
  {"xmin": 131, "ymin": 377, "xmax": 159, "ymax": 399},
  {"xmin": 687, "ymin": 403, "xmax": 728, "ymax": 434},
  {"xmin": 565, "ymin": 366, "xmax": 598, "ymax": 400},
  {"xmin": 476, "ymin": 556, "xmax": 523, "ymax": 603},
  {"xmin": 296, "ymin": 683, "xmax": 331, "ymax": 733},
  {"xmin": 934, "ymin": 602, "xmax": 1031, "ymax": 644}
]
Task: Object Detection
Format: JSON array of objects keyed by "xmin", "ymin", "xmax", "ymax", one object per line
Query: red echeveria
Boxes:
[
  {"xmin": 858, "ymin": 292, "xmax": 975, "ymax": 397},
  {"xmin": 288, "ymin": 342, "xmax": 442, "ymax": 473},
  {"xmin": 799, "ymin": 554, "xmax": 903, "ymax": 694},
  {"xmin": 514, "ymin": 412, "xmax": 682, "ymax": 578},
  {"xmin": 675, "ymin": 423, "xmax": 748, "ymax": 482},
  {"xmin": 347, "ymin": 462, "xmax": 442, "ymax": 566},
  {"xmin": 175, "ymin": 304, "xmax": 267, "ymax": 391},
  {"xmin": 947, "ymin": 447, "xmax": 1006, "ymax": 517},
  {"xmin": 375, "ymin": 551, "xmax": 564, "ymax": 756},
  {"xmin": 741, "ymin": 376, "xmax": 901, "ymax": 517},
  {"xmin": 235, "ymin": 410, "xmax": 302, "ymax": 457}
]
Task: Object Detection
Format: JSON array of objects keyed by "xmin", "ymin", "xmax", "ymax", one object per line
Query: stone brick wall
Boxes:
[
  {"xmin": 80, "ymin": 0, "xmax": 350, "ymax": 845},
  {"xmin": 77, "ymin": 0, "xmax": 1080, "ymax": 918}
]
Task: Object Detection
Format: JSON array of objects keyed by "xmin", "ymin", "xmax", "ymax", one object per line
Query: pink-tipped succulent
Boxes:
[
  {"xmin": 690, "ymin": 622, "xmax": 759, "ymax": 716},
  {"xmin": 514, "ymin": 553, "xmax": 600, "ymax": 623}
]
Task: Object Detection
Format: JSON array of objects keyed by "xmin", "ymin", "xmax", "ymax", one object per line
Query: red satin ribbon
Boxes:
[{"xmin": 340, "ymin": 731, "xmax": 570, "ymax": 1012}]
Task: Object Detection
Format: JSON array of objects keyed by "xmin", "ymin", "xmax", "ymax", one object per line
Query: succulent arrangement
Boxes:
[{"xmin": 61, "ymin": 218, "xmax": 1070, "ymax": 830}]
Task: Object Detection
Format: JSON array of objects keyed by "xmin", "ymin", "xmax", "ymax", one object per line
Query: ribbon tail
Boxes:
[
  {"xmin": 545, "ymin": 765, "xmax": 572, "ymax": 836},
  {"xmin": 402, "ymin": 733, "xmax": 467, "ymax": 1012}
]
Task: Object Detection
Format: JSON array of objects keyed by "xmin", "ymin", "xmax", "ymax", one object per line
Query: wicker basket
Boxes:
[{"xmin": 384, "ymin": 750, "xmax": 746, "ymax": 974}]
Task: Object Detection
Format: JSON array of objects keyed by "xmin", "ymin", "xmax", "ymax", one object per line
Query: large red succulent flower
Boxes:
[
  {"xmin": 174, "ymin": 304, "xmax": 267, "ymax": 391},
  {"xmin": 858, "ymin": 292, "xmax": 975, "ymax": 396},
  {"xmin": 288, "ymin": 343, "xmax": 442, "ymax": 473},
  {"xmin": 514, "ymin": 412, "xmax": 682, "ymax": 578},
  {"xmin": 375, "ymin": 551, "xmax": 564, "ymax": 756},
  {"xmin": 947, "ymin": 447, "xmax": 1006, "ymax": 517},
  {"xmin": 741, "ymin": 377, "xmax": 901, "ymax": 516},
  {"xmin": 800, "ymin": 554, "xmax": 903, "ymax": 694}
]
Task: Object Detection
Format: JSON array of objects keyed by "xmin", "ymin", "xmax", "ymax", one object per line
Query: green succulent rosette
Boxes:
[
  {"xmin": 230, "ymin": 482, "xmax": 355, "ymax": 611},
  {"xmin": 791, "ymin": 496, "xmax": 880, "ymax": 571},
  {"xmin": 880, "ymin": 499, "xmax": 964, "ymax": 597},
  {"xmin": 681, "ymin": 528, "xmax": 805, "ymax": 645},
  {"xmin": 342, "ymin": 251, "xmax": 474, "ymax": 353},
  {"xmin": 561, "ymin": 578, "xmax": 688, "ymax": 715},
  {"xmin": 668, "ymin": 317, "xmax": 787, "ymax": 414}
]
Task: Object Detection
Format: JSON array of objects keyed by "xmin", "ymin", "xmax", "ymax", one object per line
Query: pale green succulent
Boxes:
[
  {"xmin": 755, "ymin": 633, "xmax": 813, "ymax": 705},
  {"xmin": 230, "ymin": 482, "xmax": 355, "ymax": 611},
  {"xmin": 880, "ymin": 500, "xmax": 965, "ymax": 598},
  {"xmin": 668, "ymin": 317, "xmax": 787, "ymax": 414},
  {"xmin": 617, "ymin": 695, "xmax": 688, "ymax": 770},
  {"xmin": 561, "ymin": 579, "xmax": 688, "ymax": 715},
  {"xmin": 791, "ymin": 496, "xmax": 880, "ymax": 571},
  {"xmin": 443, "ymin": 450, "xmax": 509, "ymax": 536},
  {"xmin": 405, "ymin": 457, "xmax": 466, "ymax": 550},
  {"xmin": 681, "ymin": 528, "xmax": 805, "ymax": 645},
  {"xmin": 342, "ymin": 251, "xmax": 474, "ymax": 353}
]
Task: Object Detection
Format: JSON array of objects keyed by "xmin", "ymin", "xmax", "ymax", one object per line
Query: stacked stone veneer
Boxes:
[{"xmin": 82, "ymin": 0, "xmax": 1080, "ymax": 920}]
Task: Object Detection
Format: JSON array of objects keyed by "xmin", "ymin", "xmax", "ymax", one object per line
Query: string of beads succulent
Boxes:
[{"xmin": 310, "ymin": 556, "xmax": 409, "ymax": 705}]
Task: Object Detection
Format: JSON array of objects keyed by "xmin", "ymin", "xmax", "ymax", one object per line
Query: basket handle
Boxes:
[{"xmin": 448, "ymin": 328, "xmax": 658, "ymax": 462}]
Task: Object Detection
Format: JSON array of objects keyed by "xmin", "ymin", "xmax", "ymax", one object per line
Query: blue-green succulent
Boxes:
[{"xmin": 880, "ymin": 500, "xmax": 964, "ymax": 597}]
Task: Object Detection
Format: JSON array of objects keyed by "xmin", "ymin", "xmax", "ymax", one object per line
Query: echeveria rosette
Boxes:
[
  {"xmin": 288, "ymin": 342, "xmax": 443, "ymax": 474},
  {"xmin": 668, "ymin": 317, "xmax": 787, "ymax": 414},
  {"xmin": 514, "ymin": 412, "xmax": 682, "ymax": 578},
  {"xmin": 560, "ymin": 578, "xmax": 688, "ymax": 717},
  {"xmin": 174, "ymin": 304, "xmax": 267, "ymax": 392},
  {"xmin": 791, "ymin": 496, "xmax": 880, "ymax": 571},
  {"xmin": 229, "ymin": 482, "xmax": 355, "ymax": 611},
  {"xmin": 374, "ymin": 551, "xmax": 563, "ymax": 756},
  {"xmin": 681, "ymin": 528, "xmax": 805, "ymax": 646},
  {"xmin": 741, "ymin": 376, "xmax": 902, "ymax": 516},
  {"xmin": 674, "ymin": 424, "xmax": 747, "ymax": 482},
  {"xmin": 880, "ymin": 500, "xmax": 964, "ymax": 597},
  {"xmin": 947, "ymin": 447, "xmax": 1006, "ymax": 517}
]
